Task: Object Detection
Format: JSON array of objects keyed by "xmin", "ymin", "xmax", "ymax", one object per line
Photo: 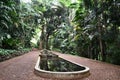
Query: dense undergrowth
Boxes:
[{"xmin": 0, "ymin": 48, "xmax": 31, "ymax": 62}]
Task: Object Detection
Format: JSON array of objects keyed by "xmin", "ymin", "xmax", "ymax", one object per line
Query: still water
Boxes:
[{"xmin": 39, "ymin": 57, "xmax": 85, "ymax": 72}]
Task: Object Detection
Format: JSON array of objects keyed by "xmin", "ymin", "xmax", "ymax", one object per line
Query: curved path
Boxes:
[{"xmin": 0, "ymin": 51, "xmax": 120, "ymax": 80}]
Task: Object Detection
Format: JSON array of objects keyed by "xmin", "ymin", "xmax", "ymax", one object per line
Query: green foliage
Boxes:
[
  {"xmin": 36, "ymin": 0, "xmax": 71, "ymax": 49},
  {"xmin": 0, "ymin": 0, "xmax": 17, "ymax": 38},
  {"xmin": 2, "ymin": 38, "xmax": 21, "ymax": 49},
  {"xmin": 0, "ymin": 48, "xmax": 31, "ymax": 61},
  {"xmin": 73, "ymin": 0, "xmax": 120, "ymax": 64},
  {"xmin": 59, "ymin": 0, "xmax": 71, "ymax": 7},
  {"xmin": 0, "ymin": 0, "xmax": 40, "ymax": 49},
  {"xmin": 0, "ymin": 49, "xmax": 17, "ymax": 56},
  {"xmin": 51, "ymin": 23, "xmax": 76, "ymax": 54}
]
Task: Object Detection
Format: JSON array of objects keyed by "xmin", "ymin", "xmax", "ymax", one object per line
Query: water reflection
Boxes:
[{"xmin": 39, "ymin": 57, "xmax": 85, "ymax": 72}]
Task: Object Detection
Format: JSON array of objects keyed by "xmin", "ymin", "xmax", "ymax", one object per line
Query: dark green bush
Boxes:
[
  {"xmin": 0, "ymin": 48, "xmax": 31, "ymax": 62},
  {"xmin": 2, "ymin": 38, "xmax": 21, "ymax": 49}
]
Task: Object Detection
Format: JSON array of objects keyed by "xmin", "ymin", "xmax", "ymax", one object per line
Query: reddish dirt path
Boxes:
[{"xmin": 0, "ymin": 51, "xmax": 120, "ymax": 80}]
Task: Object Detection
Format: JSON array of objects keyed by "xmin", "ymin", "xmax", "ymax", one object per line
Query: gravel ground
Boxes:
[{"xmin": 0, "ymin": 50, "xmax": 120, "ymax": 80}]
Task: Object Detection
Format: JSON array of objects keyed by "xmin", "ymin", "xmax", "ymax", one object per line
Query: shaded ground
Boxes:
[{"xmin": 0, "ymin": 50, "xmax": 120, "ymax": 80}]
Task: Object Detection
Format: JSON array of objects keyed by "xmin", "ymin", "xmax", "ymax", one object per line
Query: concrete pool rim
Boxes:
[{"xmin": 34, "ymin": 56, "xmax": 90, "ymax": 79}]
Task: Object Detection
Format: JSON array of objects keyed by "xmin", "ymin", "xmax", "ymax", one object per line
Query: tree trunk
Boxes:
[
  {"xmin": 39, "ymin": 26, "xmax": 45, "ymax": 50},
  {"xmin": 46, "ymin": 34, "xmax": 49, "ymax": 50},
  {"xmin": 98, "ymin": 25, "xmax": 106, "ymax": 61}
]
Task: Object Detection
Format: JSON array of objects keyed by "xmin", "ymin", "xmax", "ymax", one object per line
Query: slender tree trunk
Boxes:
[
  {"xmin": 39, "ymin": 26, "xmax": 44, "ymax": 50},
  {"xmin": 46, "ymin": 34, "xmax": 49, "ymax": 50},
  {"xmin": 39, "ymin": 41, "xmax": 43, "ymax": 50},
  {"xmin": 98, "ymin": 25, "xmax": 106, "ymax": 61},
  {"xmin": 87, "ymin": 46, "xmax": 90, "ymax": 58}
]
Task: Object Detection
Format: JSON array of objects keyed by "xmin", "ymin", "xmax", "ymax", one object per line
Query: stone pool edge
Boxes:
[{"xmin": 34, "ymin": 56, "xmax": 90, "ymax": 80}]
